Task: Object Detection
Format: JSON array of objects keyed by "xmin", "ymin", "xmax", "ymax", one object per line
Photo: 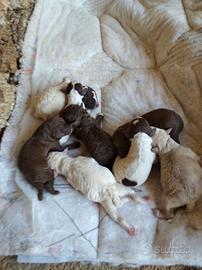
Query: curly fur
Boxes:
[
  {"xmin": 60, "ymin": 105, "xmax": 116, "ymax": 168},
  {"xmin": 18, "ymin": 116, "xmax": 73, "ymax": 200}
]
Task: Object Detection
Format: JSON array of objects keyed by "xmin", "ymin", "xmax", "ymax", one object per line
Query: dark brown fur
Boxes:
[
  {"xmin": 62, "ymin": 82, "xmax": 99, "ymax": 109},
  {"xmin": 112, "ymin": 108, "xmax": 184, "ymax": 158},
  {"xmin": 142, "ymin": 108, "xmax": 184, "ymax": 142},
  {"xmin": 18, "ymin": 116, "xmax": 74, "ymax": 201},
  {"xmin": 60, "ymin": 105, "xmax": 116, "ymax": 168},
  {"xmin": 112, "ymin": 117, "xmax": 155, "ymax": 158}
]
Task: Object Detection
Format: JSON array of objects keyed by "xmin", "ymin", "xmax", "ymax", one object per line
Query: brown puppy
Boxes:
[
  {"xmin": 18, "ymin": 116, "xmax": 76, "ymax": 200},
  {"xmin": 142, "ymin": 108, "xmax": 184, "ymax": 143},
  {"xmin": 60, "ymin": 105, "xmax": 116, "ymax": 168},
  {"xmin": 112, "ymin": 108, "xmax": 184, "ymax": 158}
]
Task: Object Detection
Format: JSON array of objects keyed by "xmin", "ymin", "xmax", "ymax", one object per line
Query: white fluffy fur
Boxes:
[
  {"xmin": 48, "ymin": 151, "xmax": 145, "ymax": 235},
  {"xmin": 112, "ymin": 132, "xmax": 156, "ymax": 186},
  {"xmin": 67, "ymin": 88, "xmax": 84, "ymax": 108},
  {"xmin": 31, "ymin": 81, "xmax": 68, "ymax": 120}
]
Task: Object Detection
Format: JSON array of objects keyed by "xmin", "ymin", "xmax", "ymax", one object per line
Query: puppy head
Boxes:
[
  {"xmin": 82, "ymin": 88, "xmax": 99, "ymax": 109},
  {"xmin": 60, "ymin": 104, "xmax": 85, "ymax": 128},
  {"xmin": 131, "ymin": 117, "xmax": 155, "ymax": 137},
  {"xmin": 63, "ymin": 82, "xmax": 88, "ymax": 96},
  {"xmin": 151, "ymin": 128, "xmax": 172, "ymax": 153},
  {"xmin": 62, "ymin": 82, "xmax": 99, "ymax": 109}
]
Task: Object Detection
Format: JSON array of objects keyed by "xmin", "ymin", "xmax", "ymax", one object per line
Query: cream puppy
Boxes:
[
  {"xmin": 31, "ymin": 81, "xmax": 68, "ymax": 120},
  {"xmin": 152, "ymin": 128, "xmax": 202, "ymax": 220},
  {"xmin": 113, "ymin": 132, "xmax": 156, "ymax": 186},
  {"xmin": 48, "ymin": 151, "xmax": 146, "ymax": 236}
]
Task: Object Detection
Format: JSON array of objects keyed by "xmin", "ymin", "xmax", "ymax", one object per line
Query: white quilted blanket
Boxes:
[{"xmin": 0, "ymin": 0, "xmax": 202, "ymax": 265}]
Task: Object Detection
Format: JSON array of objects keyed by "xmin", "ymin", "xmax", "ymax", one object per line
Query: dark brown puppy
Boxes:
[
  {"xmin": 18, "ymin": 116, "xmax": 75, "ymax": 201},
  {"xmin": 60, "ymin": 105, "xmax": 116, "ymax": 168},
  {"xmin": 112, "ymin": 108, "xmax": 184, "ymax": 158},
  {"xmin": 142, "ymin": 108, "xmax": 184, "ymax": 142}
]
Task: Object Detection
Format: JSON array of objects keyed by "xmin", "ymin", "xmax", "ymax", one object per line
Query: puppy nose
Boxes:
[{"xmin": 122, "ymin": 178, "xmax": 137, "ymax": 186}]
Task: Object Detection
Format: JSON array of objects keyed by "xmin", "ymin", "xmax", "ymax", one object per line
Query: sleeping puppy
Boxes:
[
  {"xmin": 113, "ymin": 132, "xmax": 156, "ymax": 187},
  {"xmin": 112, "ymin": 117, "xmax": 156, "ymax": 159},
  {"xmin": 151, "ymin": 128, "xmax": 202, "ymax": 220},
  {"xmin": 62, "ymin": 81, "xmax": 99, "ymax": 110},
  {"xmin": 112, "ymin": 108, "xmax": 184, "ymax": 158},
  {"xmin": 60, "ymin": 105, "xmax": 116, "ymax": 168},
  {"xmin": 48, "ymin": 150, "xmax": 146, "ymax": 236},
  {"xmin": 18, "ymin": 116, "xmax": 78, "ymax": 200},
  {"xmin": 142, "ymin": 108, "xmax": 184, "ymax": 143}
]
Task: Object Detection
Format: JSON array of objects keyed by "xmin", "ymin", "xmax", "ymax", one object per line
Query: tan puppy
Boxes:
[{"xmin": 152, "ymin": 128, "xmax": 202, "ymax": 220}]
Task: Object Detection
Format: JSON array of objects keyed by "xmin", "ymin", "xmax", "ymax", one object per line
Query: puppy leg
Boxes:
[
  {"xmin": 101, "ymin": 199, "xmax": 136, "ymax": 236},
  {"xmin": 32, "ymin": 182, "xmax": 44, "ymax": 201},
  {"xmin": 50, "ymin": 142, "xmax": 67, "ymax": 152},
  {"xmin": 152, "ymin": 207, "xmax": 175, "ymax": 220},
  {"xmin": 153, "ymin": 197, "xmax": 175, "ymax": 220},
  {"xmin": 44, "ymin": 179, "xmax": 59, "ymax": 195},
  {"xmin": 95, "ymin": 113, "xmax": 104, "ymax": 127},
  {"xmin": 44, "ymin": 170, "xmax": 59, "ymax": 195}
]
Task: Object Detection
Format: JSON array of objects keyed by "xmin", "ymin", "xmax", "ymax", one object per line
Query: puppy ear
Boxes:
[
  {"xmin": 61, "ymin": 82, "xmax": 73, "ymax": 94},
  {"xmin": 166, "ymin": 128, "xmax": 172, "ymax": 135}
]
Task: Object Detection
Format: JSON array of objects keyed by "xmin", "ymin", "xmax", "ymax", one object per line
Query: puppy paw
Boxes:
[
  {"xmin": 152, "ymin": 208, "xmax": 161, "ymax": 218},
  {"xmin": 152, "ymin": 208, "xmax": 174, "ymax": 221},
  {"xmin": 52, "ymin": 190, "xmax": 60, "ymax": 195},
  {"xmin": 127, "ymin": 227, "xmax": 137, "ymax": 236}
]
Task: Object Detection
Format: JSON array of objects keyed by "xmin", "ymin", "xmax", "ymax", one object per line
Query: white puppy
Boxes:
[
  {"xmin": 48, "ymin": 151, "xmax": 146, "ymax": 236},
  {"xmin": 113, "ymin": 132, "xmax": 156, "ymax": 186}
]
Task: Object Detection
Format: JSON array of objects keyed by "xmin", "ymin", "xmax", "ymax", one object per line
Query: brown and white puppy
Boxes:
[
  {"xmin": 18, "ymin": 116, "xmax": 77, "ymax": 201},
  {"xmin": 112, "ymin": 108, "xmax": 184, "ymax": 159},
  {"xmin": 60, "ymin": 105, "xmax": 116, "ymax": 168},
  {"xmin": 62, "ymin": 82, "xmax": 99, "ymax": 110},
  {"xmin": 152, "ymin": 128, "xmax": 202, "ymax": 220}
]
